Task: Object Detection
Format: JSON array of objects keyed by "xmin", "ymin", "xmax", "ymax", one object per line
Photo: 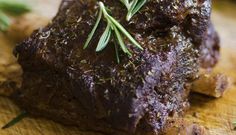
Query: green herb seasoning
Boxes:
[
  {"xmin": 2, "ymin": 111, "xmax": 28, "ymax": 129},
  {"xmin": 233, "ymin": 121, "xmax": 236, "ymax": 128},
  {"xmin": 84, "ymin": 2, "xmax": 143, "ymax": 63},
  {"xmin": 120, "ymin": 0, "xmax": 147, "ymax": 21},
  {"xmin": 0, "ymin": 11, "xmax": 10, "ymax": 31},
  {"xmin": 0, "ymin": 0, "xmax": 31, "ymax": 31}
]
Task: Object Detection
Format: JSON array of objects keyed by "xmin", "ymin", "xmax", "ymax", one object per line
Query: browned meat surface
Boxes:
[
  {"xmin": 11, "ymin": 0, "xmax": 219, "ymax": 134},
  {"xmin": 199, "ymin": 22, "xmax": 220, "ymax": 69}
]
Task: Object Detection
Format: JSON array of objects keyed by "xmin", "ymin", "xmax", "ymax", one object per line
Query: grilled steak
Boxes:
[{"xmin": 12, "ymin": 0, "xmax": 218, "ymax": 134}]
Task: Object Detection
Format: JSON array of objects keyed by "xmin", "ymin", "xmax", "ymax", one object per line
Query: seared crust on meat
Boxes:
[{"xmin": 12, "ymin": 0, "xmax": 218, "ymax": 134}]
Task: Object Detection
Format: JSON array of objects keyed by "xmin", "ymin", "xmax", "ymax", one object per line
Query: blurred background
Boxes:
[{"xmin": 0, "ymin": 0, "xmax": 236, "ymax": 135}]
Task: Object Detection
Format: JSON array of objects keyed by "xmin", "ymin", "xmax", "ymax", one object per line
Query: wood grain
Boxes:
[{"xmin": 0, "ymin": 1, "xmax": 236, "ymax": 135}]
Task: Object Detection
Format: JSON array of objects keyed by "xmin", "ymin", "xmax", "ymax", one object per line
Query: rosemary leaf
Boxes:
[
  {"xmin": 130, "ymin": 0, "xmax": 147, "ymax": 19},
  {"xmin": 83, "ymin": 8, "xmax": 103, "ymax": 49},
  {"xmin": 0, "ymin": 0, "xmax": 31, "ymax": 14},
  {"xmin": 85, "ymin": 2, "xmax": 143, "ymax": 62},
  {"xmin": 96, "ymin": 24, "xmax": 112, "ymax": 52},
  {"xmin": 107, "ymin": 14, "xmax": 143, "ymax": 50},
  {"xmin": 113, "ymin": 26, "xmax": 131, "ymax": 56},
  {"xmin": 120, "ymin": 0, "xmax": 130, "ymax": 9},
  {"xmin": 120, "ymin": 0, "xmax": 147, "ymax": 21},
  {"xmin": 126, "ymin": 0, "xmax": 138, "ymax": 21},
  {"xmin": 0, "ymin": 11, "xmax": 10, "ymax": 31},
  {"xmin": 233, "ymin": 121, "xmax": 236, "ymax": 125},
  {"xmin": 233, "ymin": 121, "xmax": 236, "ymax": 130},
  {"xmin": 114, "ymin": 41, "xmax": 120, "ymax": 64},
  {"xmin": 2, "ymin": 111, "xmax": 27, "ymax": 129}
]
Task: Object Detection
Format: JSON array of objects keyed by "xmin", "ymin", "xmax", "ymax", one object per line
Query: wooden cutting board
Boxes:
[{"xmin": 0, "ymin": 1, "xmax": 236, "ymax": 135}]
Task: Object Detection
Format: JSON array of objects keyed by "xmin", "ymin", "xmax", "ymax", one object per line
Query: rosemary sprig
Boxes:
[
  {"xmin": 233, "ymin": 121, "xmax": 236, "ymax": 130},
  {"xmin": 0, "ymin": 0, "xmax": 31, "ymax": 31},
  {"xmin": 233, "ymin": 121, "xmax": 236, "ymax": 126},
  {"xmin": 120, "ymin": 0, "xmax": 147, "ymax": 21},
  {"xmin": 2, "ymin": 111, "xmax": 27, "ymax": 129},
  {"xmin": 84, "ymin": 2, "xmax": 143, "ymax": 63},
  {"xmin": 96, "ymin": 23, "xmax": 112, "ymax": 52},
  {"xmin": 0, "ymin": 11, "xmax": 10, "ymax": 31},
  {"xmin": 0, "ymin": 0, "xmax": 31, "ymax": 14},
  {"xmin": 83, "ymin": 7, "xmax": 103, "ymax": 49}
]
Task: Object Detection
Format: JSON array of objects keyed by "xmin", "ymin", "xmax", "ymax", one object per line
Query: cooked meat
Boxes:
[
  {"xmin": 199, "ymin": 22, "xmax": 220, "ymax": 69},
  {"xmin": 11, "ymin": 0, "xmax": 218, "ymax": 134},
  {"xmin": 191, "ymin": 71, "xmax": 229, "ymax": 98}
]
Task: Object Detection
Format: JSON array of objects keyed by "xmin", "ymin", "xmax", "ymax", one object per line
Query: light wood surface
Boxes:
[{"xmin": 0, "ymin": 1, "xmax": 236, "ymax": 135}]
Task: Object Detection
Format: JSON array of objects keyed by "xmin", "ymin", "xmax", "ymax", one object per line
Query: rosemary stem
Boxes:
[{"xmin": 2, "ymin": 111, "xmax": 27, "ymax": 129}]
